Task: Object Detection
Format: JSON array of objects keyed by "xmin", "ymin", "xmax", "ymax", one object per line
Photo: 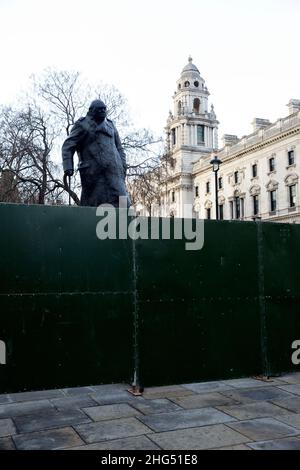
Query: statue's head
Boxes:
[{"xmin": 88, "ymin": 99, "xmax": 107, "ymax": 122}]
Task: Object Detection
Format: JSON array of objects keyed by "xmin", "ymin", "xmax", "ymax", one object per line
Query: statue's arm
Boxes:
[
  {"xmin": 62, "ymin": 120, "xmax": 86, "ymax": 173},
  {"xmin": 114, "ymin": 127, "xmax": 127, "ymax": 176}
]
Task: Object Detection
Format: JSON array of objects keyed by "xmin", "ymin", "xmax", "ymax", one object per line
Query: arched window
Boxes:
[
  {"xmin": 177, "ymin": 101, "xmax": 182, "ymax": 115},
  {"xmin": 193, "ymin": 98, "xmax": 200, "ymax": 114},
  {"xmin": 184, "ymin": 81, "xmax": 190, "ymax": 87}
]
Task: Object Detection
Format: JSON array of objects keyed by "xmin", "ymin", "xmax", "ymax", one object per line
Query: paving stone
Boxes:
[
  {"xmin": 221, "ymin": 378, "xmax": 281, "ymax": 389},
  {"xmin": 214, "ymin": 444, "xmax": 251, "ymax": 450},
  {"xmin": 51, "ymin": 395, "xmax": 99, "ymax": 410},
  {"xmin": 183, "ymin": 381, "xmax": 234, "ymax": 394},
  {"xmin": 0, "ymin": 437, "xmax": 15, "ymax": 450},
  {"xmin": 0, "ymin": 395, "xmax": 12, "ymax": 405},
  {"xmin": 75, "ymin": 417, "xmax": 152, "ymax": 444},
  {"xmin": 274, "ymin": 413, "xmax": 300, "ymax": 429},
  {"xmin": 61, "ymin": 386, "xmax": 95, "ymax": 396},
  {"xmin": 132, "ymin": 398, "xmax": 182, "ymax": 415},
  {"xmin": 143, "ymin": 385, "xmax": 195, "ymax": 399},
  {"xmin": 83, "ymin": 403, "xmax": 140, "ymax": 421},
  {"xmin": 217, "ymin": 402, "xmax": 294, "ymax": 420},
  {"xmin": 270, "ymin": 396, "xmax": 300, "ymax": 413},
  {"xmin": 9, "ymin": 389, "xmax": 64, "ymax": 403},
  {"xmin": 278, "ymin": 384, "xmax": 300, "ymax": 396},
  {"xmin": 277, "ymin": 372, "xmax": 300, "ymax": 384},
  {"xmin": 91, "ymin": 391, "xmax": 145, "ymax": 406},
  {"xmin": 0, "ymin": 418, "xmax": 16, "ymax": 437},
  {"xmin": 227, "ymin": 417, "xmax": 300, "ymax": 441},
  {"xmin": 14, "ymin": 408, "xmax": 91, "ymax": 433},
  {"xmin": 149, "ymin": 424, "xmax": 250, "ymax": 450},
  {"xmin": 13, "ymin": 426, "xmax": 84, "ymax": 450},
  {"xmin": 0, "ymin": 399, "xmax": 54, "ymax": 418},
  {"xmin": 220, "ymin": 386, "xmax": 294, "ymax": 404},
  {"xmin": 248, "ymin": 437, "xmax": 300, "ymax": 450},
  {"xmin": 89, "ymin": 384, "xmax": 129, "ymax": 393},
  {"xmin": 138, "ymin": 407, "xmax": 236, "ymax": 432},
  {"xmin": 69, "ymin": 436, "xmax": 160, "ymax": 450},
  {"xmin": 172, "ymin": 393, "xmax": 239, "ymax": 409}
]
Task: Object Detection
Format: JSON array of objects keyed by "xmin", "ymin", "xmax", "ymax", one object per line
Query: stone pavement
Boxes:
[{"xmin": 1, "ymin": 373, "xmax": 300, "ymax": 450}]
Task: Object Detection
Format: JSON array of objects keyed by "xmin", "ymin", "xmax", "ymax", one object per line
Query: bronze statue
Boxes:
[{"xmin": 62, "ymin": 100, "xmax": 131, "ymax": 207}]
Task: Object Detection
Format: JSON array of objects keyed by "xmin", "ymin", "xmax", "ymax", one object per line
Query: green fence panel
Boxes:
[
  {"xmin": 259, "ymin": 222, "xmax": 300, "ymax": 376},
  {"xmin": 135, "ymin": 219, "xmax": 262, "ymax": 386},
  {"xmin": 0, "ymin": 204, "xmax": 134, "ymax": 393}
]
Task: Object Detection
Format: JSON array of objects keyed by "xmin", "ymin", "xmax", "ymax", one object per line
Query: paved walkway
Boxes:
[{"xmin": 1, "ymin": 373, "xmax": 300, "ymax": 450}]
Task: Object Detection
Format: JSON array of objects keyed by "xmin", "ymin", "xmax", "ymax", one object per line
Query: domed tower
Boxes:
[{"xmin": 163, "ymin": 57, "xmax": 219, "ymax": 217}]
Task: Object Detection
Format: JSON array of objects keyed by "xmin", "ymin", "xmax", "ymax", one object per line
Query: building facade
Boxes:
[{"xmin": 155, "ymin": 58, "xmax": 300, "ymax": 223}]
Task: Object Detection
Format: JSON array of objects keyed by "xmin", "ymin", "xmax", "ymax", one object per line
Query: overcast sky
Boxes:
[{"xmin": 0, "ymin": 0, "xmax": 299, "ymax": 144}]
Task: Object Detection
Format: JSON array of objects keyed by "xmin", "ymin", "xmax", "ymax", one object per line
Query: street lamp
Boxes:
[{"xmin": 210, "ymin": 155, "xmax": 222, "ymax": 220}]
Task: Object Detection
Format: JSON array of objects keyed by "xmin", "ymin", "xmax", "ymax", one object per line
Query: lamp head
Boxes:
[{"xmin": 210, "ymin": 155, "xmax": 222, "ymax": 172}]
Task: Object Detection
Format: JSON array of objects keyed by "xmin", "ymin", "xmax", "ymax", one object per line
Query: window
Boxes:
[
  {"xmin": 193, "ymin": 98, "xmax": 200, "ymax": 114},
  {"xmin": 230, "ymin": 201, "xmax": 234, "ymax": 219},
  {"xmin": 270, "ymin": 190, "xmax": 277, "ymax": 212},
  {"xmin": 206, "ymin": 208, "xmax": 211, "ymax": 219},
  {"xmin": 289, "ymin": 184, "xmax": 296, "ymax": 207},
  {"xmin": 269, "ymin": 157, "xmax": 275, "ymax": 172},
  {"xmin": 197, "ymin": 125, "xmax": 204, "ymax": 144},
  {"xmin": 194, "ymin": 81, "xmax": 199, "ymax": 87},
  {"xmin": 177, "ymin": 101, "xmax": 182, "ymax": 115},
  {"xmin": 288, "ymin": 150, "xmax": 295, "ymax": 166},
  {"xmin": 234, "ymin": 171, "xmax": 239, "ymax": 184},
  {"xmin": 206, "ymin": 181, "xmax": 210, "ymax": 193},
  {"xmin": 252, "ymin": 164, "xmax": 257, "ymax": 178},
  {"xmin": 171, "ymin": 191, "xmax": 175, "ymax": 203},
  {"xmin": 171, "ymin": 128, "xmax": 176, "ymax": 145},
  {"xmin": 218, "ymin": 177, "xmax": 223, "ymax": 189},
  {"xmin": 253, "ymin": 195, "xmax": 259, "ymax": 215},
  {"xmin": 219, "ymin": 204, "xmax": 224, "ymax": 220},
  {"xmin": 184, "ymin": 81, "xmax": 190, "ymax": 87},
  {"xmin": 195, "ymin": 186, "xmax": 199, "ymax": 197},
  {"xmin": 235, "ymin": 197, "xmax": 240, "ymax": 219}
]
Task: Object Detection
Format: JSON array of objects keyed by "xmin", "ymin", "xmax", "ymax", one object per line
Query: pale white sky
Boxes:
[{"xmin": 0, "ymin": 0, "xmax": 299, "ymax": 143}]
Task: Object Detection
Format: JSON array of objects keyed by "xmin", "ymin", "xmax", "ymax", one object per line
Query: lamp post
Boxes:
[{"xmin": 210, "ymin": 155, "xmax": 222, "ymax": 220}]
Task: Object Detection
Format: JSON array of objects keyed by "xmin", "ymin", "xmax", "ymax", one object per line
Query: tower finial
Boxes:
[{"xmin": 188, "ymin": 55, "xmax": 193, "ymax": 63}]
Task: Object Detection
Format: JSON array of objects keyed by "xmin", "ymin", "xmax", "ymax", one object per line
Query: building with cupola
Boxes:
[
  {"xmin": 160, "ymin": 56, "xmax": 219, "ymax": 218},
  {"xmin": 135, "ymin": 57, "xmax": 300, "ymax": 224}
]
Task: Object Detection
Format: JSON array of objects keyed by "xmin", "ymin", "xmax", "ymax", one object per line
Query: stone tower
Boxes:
[{"xmin": 163, "ymin": 57, "xmax": 219, "ymax": 217}]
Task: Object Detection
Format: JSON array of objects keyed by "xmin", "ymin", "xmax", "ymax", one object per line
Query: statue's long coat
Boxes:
[{"xmin": 62, "ymin": 115, "xmax": 130, "ymax": 207}]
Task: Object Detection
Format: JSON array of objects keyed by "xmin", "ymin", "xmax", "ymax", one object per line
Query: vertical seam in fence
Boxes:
[
  {"xmin": 257, "ymin": 222, "xmax": 270, "ymax": 377},
  {"xmin": 131, "ymin": 234, "xmax": 141, "ymax": 388}
]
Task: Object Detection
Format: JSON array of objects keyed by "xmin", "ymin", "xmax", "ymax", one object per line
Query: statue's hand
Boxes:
[{"xmin": 64, "ymin": 169, "xmax": 74, "ymax": 177}]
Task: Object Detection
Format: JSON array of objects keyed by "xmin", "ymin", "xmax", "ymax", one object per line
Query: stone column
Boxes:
[{"xmin": 204, "ymin": 126, "xmax": 208, "ymax": 147}]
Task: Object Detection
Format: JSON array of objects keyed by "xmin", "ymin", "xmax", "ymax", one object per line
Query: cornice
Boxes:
[{"xmin": 168, "ymin": 117, "xmax": 219, "ymax": 126}]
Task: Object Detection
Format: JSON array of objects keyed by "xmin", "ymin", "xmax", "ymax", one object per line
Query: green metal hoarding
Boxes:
[{"xmin": 0, "ymin": 204, "xmax": 299, "ymax": 392}]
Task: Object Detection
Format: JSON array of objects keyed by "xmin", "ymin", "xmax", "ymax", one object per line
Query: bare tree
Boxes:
[
  {"xmin": 127, "ymin": 150, "xmax": 175, "ymax": 216},
  {"xmin": 0, "ymin": 104, "xmax": 80, "ymax": 204}
]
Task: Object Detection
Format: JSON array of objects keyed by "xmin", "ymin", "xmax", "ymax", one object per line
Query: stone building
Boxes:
[{"xmin": 150, "ymin": 57, "xmax": 300, "ymax": 223}]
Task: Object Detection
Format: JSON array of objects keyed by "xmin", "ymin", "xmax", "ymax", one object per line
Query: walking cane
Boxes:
[
  {"xmin": 63, "ymin": 173, "xmax": 72, "ymax": 206},
  {"xmin": 68, "ymin": 175, "xmax": 71, "ymax": 206}
]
